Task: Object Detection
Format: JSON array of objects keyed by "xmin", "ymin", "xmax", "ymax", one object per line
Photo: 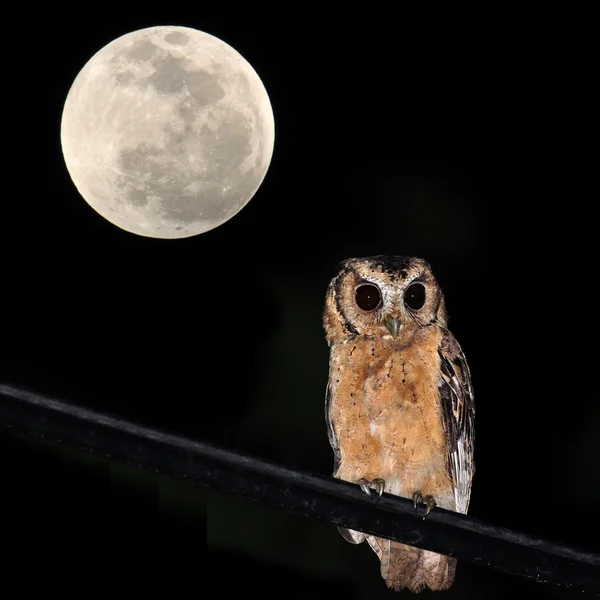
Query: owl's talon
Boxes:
[
  {"xmin": 423, "ymin": 496, "xmax": 436, "ymax": 519},
  {"xmin": 412, "ymin": 491, "xmax": 423, "ymax": 510},
  {"xmin": 357, "ymin": 478, "xmax": 386, "ymax": 501},
  {"xmin": 372, "ymin": 478, "xmax": 386, "ymax": 499},
  {"xmin": 358, "ymin": 478, "xmax": 372, "ymax": 498},
  {"xmin": 412, "ymin": 492, "xmax": 436, "ymax": 518}
]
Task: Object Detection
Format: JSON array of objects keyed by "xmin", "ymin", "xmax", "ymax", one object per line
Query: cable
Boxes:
[{"xmin": 1, "ymin": 380, "xmax": 598, "ymax": 593}]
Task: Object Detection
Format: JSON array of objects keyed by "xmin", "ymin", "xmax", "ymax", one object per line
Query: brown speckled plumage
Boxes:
[{"xmin": 323, "ymin": 256, "xmax": 475, "ymax": 592}]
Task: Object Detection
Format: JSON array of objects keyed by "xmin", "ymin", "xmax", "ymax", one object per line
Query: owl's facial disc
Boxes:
[{"xmin": 324, "ymin": 255, "xmax": 449, "ymax": 344}]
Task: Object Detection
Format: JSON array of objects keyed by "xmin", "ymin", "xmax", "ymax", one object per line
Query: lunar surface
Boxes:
[{"xmin": 60, "ymin": 26, "xmax": 275, "ymax": 238}]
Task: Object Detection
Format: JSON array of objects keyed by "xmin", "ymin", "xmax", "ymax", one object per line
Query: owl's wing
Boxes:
[
  {"xmin": 438, "ymin": 328, "xmax": 475, "ymax": 514},
  {"xmin": 324, "ymin": 380, "xmax": 341, "ymax": 475},
  {"xmin": 326, "ymin": 378, "xmax": 367, "ymax": 545}
]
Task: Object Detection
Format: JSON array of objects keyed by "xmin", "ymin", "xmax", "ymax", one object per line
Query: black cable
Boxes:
[{"xmin": 1, "ymin": 380, "xmax": 598, "ymax": 593}]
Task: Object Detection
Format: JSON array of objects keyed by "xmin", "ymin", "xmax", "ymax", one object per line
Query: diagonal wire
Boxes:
[{"xmin": 1, "ymin": 380, "xmax": 598, "ymax": 593}]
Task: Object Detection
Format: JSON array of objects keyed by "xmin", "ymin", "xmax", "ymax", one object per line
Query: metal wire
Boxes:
[{"xmin": 1, "ymin": 380, "xmax": 598, "ymax": 593}]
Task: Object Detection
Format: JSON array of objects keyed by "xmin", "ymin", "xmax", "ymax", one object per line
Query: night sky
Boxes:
[{"xmin": 5, "ymin": 6, "xmax": 597, "ymax": 597}]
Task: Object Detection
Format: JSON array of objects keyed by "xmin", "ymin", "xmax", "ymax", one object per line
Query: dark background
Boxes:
[{"xmin": 5, "ymin": 4, "xmax": 597, "ymax": 597}]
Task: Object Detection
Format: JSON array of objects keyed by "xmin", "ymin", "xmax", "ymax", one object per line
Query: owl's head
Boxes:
[{"xmin": 323, "ymin": 255, "xmax": 447, "ymax": 344}]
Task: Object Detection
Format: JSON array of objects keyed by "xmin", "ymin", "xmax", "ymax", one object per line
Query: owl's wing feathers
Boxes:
[
  {"xmin": 325, "ymin": 381, "xmax": 341, "ymax": 475},
  {"xmin": 438, "ymin": 328, "xmax": 475, "ymax": 514},
  {"xmin": 325, "ymin": 380, "xmax": 367, "ymax": 545}
]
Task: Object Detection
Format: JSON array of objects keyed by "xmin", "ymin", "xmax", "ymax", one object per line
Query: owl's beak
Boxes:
[{"xmin": 385, "ymin": 317, "xmax": 400, "ymax": 338}]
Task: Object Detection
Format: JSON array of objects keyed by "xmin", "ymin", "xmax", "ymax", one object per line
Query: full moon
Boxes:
[{"xmin": 60, "ymin": 26, "xmax": 275, "ymax": 239}]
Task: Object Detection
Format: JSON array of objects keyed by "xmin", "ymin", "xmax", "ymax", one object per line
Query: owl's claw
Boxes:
[
  {"xmin": 372, "ymin": 478, "xmax": 386, "ymax": 499},
  {"xmin": 358, "ymin": 478, "xmax": 372, "ymax": 498},
  {"xmin": 423, "ymin": 496, "xmax": 436, "ymax": 519},
  {"xmin": 412, "ymin": 491, "xmax": 423, "ymax": 510},
  {"xmin": 357, "ymin": 478, "xmax": 386, "ymax": 502},
  {"xmin": 412, "ymin": 491, "xmax": 437, "ymax": 519}
]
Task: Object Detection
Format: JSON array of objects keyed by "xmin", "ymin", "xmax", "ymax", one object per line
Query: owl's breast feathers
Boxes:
[{"xmin": 327, "ymin": 326, "xmax": 455, "ymax": 509}]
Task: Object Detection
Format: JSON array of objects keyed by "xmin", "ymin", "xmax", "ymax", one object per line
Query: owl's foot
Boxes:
[
  {"xmin": 357, "ymin": 478, "xmax": 386, "ymax": 501},
  {"xmin": 412, "ymin": 491, "xmax": 437, "ymax": 519}
]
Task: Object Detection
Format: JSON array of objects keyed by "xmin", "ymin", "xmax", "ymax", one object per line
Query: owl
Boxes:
[{"xmin": 323, "ymin": 255, "xmax": 475, "ymax": 592}]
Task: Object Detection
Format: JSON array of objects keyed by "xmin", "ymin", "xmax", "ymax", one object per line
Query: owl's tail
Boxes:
[{"xmin": 373, "ymin": 537, "xmax": 456, "ymax": 592}]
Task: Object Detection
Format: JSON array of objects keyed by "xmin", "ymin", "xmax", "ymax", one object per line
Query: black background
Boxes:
[{"xmin": 5, "ymin": 4, "xmax": 597, "ymax": 597}]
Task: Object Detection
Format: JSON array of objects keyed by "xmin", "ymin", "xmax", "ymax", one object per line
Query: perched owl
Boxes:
[{"xmin": 323, "ymin": 256, "xmax": 475, "ymax": 592}]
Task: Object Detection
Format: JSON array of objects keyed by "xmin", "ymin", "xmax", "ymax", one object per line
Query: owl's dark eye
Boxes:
[
  {"xmin": 355, "ymin": 284, "xmax": 382, "ymax": 311},
  {"xmin": 404, "ymin": 283, "xmax": 426, "ymax": 310}
]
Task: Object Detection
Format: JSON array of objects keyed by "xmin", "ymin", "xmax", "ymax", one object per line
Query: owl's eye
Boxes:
[
  {"xmin": 355, "ymin": 284, "xmax": 382, "ymax": 311},
  {"xmin": 404, "ymin": 283, "xmax": 426, "ymax": 310}
]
